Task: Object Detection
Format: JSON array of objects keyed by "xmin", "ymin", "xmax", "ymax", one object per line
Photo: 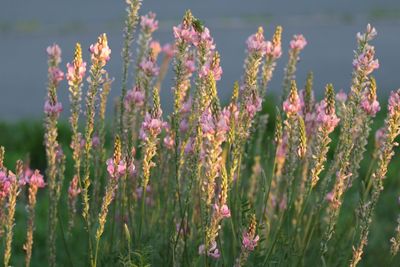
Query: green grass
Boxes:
[{"xmin": 0, "ymin": 99, "xmax": 399, "ymax": 266}]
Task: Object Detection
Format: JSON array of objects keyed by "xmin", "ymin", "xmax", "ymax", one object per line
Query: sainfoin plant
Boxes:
[{"xmin": 2, "ymin": 1, "xmax": 400, "ymax": 266}]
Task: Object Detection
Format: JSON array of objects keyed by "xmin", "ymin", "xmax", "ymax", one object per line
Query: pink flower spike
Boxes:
[
  {"xmin": 361, "ymin": 93, "xmax": 380, "ymax": 117},
  {"xmin": 92, "ymin": 135, "xmax": 100, "ymax": 148},
  {"xmin": 49, "ymin": 67, "xmax": 64, "ymax": 84},
  {"xmin": 242, "ymin": 232, "xmax": 260, "ymax": 251},
  {"xmin": 106, "ymin": 158, "xmax": 115, "ymax": 177},
  {"xmin": 388, "ymin": 89, "xmax": 400, "ymax": 117},
  {"xmin": 290, "ymin": 34, "xmax": 307, "ymax": 51},
  {"xmin": 185, "ymin": 58, "xmax": 196, "ymax": 74},
  {"xmin": 125, "ymin": 86, "xmax": 145, "ymax": 109},
  {"xmin": 246, "ymin": 27, "xmax": 267, "ymax": 55},
  {"xmin": 375, "ymin": 127, "xmax": 386, "ymax": 148},
  {"xmin": 117, "ymin": 160, "xmax": 127, "ymax": 176},
  {"xmin": 89, "ymin": 34, "xmax": 111, "ymax": 66},
  {"xmin": 283, "ymin": 94, "xmax": 301, "ymax": 115},
  {"xmin": 150, "ymin": 41, "xmax": 162, "ymax": 59},
  {"xmin": 198, "ymin": 241, "xmax": 220, "ymax": 259},
  {"xmin": 66, "ymin": 61, "xmax": 86, "ymax": 86},
  {"xmin": 326, "ymin": 192, "xmax": 334, "ymax": 202},
  {"xmin": 199, "ymin": 53, "xmax": 222, "ymax": 81},
  {"xmin": 29, "ymin": 170, "xmax": 46, "ymax": 188},
  {"xmin": 139, "ymin": 113, "xmax": 163, "ymax": 141},
  {"xmin": 139, "ymin": 58, "xmax": 160, "ymax": 77},
  {"xmin": 0, "ymin": 171, "xmax": 11, "ymax": 199},
  {"xmin": 68, "ymin": 175, "xmax": 81, "ymax": 198},
  {"xmin": 173, "ymin": 24, "xmax": 196, "ymax": 43},
  {"xmin": 184, "ymin": 138, "xmax": 194, "ymax": 154},
  {"xmin": 193, "ymin": 27, "xmax": 216, "ymax": 51},
  {"xmin": 141, "ymin": 12, "xmax": 158, "ymax": 33},
  {"xmin": 46, "ymin": 44, "xmax": 62, "ymax": 65},
  {"xmin": 163, "ymin": 135, "xmax": 174, "ymax": 150},
  {"xmin": 316, "ymin": 100, "xmax": 340, "ymax": 133},
  {"xmin": 44, "ymin": 100, "xmax": 63, "ymax": 116},
  {"xmin": 220, "ymin": 204, "xmax": 231, "ymax": 218},
  {"xmin": 265, "ymin": 40, "xmax": 282, "ymax": 58},
  {"xmin": 162, "ymin": 43, "xmax": 175, "ymax": 58},
  {"xmin": 336, "ymin": 90, "xmax": 347, "ymax": 103},
  {"xmin": 352, "ymin": 45, "xmax": 379, "ymax": 75}
]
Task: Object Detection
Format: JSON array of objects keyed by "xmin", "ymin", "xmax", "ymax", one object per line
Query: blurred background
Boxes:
[{"xmin": 1, "ymin": 0, "xmax": 400, "ymax": 120}]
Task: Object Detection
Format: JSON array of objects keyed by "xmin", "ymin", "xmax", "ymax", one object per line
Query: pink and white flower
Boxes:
[
  {"xmin": 242, "ymin": 231, "xmax": 260, "ymax": 251},
  {"xmin": 290, "ymin": 34, "xmax": 307, "ymax": 51},
  {"xmin": 140, "ymin": 12, "xmax": 158, "ymax": 33}
]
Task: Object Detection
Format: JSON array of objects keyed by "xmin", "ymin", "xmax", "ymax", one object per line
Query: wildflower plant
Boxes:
[{"xmin": 2, "ymin": 3, "xmax": 400, "ymax": 267}]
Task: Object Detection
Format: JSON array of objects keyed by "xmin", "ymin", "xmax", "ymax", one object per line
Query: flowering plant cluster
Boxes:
[{"xmin": 1, "ymin": 1, "xmax": 400, "ymax": 267}]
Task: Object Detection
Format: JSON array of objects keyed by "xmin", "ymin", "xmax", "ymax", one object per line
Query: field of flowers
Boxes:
[{"xmin": 1, "ymin": 1, "xmax": 400, "ymax": 266}]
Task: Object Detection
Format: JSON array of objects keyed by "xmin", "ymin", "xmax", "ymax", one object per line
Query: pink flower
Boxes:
[
  {"xmin": 19, "ymin": 168, "xmax": 33, "ymax": 186},
  {"xmin": 89, "ymin": 34, "xmax": 111, "ymax": 66},
  {"xmin": 49, "ymin": 67, "xmax": 64, "ymax": 84},
  {"xmin": 388, "ymin": 89, "xmax": 400, "ymax": 117},
  {"xmin": 0, "ymin": 171, "xmax": 11, "ymax": 199},
  {"xmin": 192, "ymin": 27, "xmax": 216, "ymax": 51},
  {"xmin": 200, "ymin": 108, "xmax": 229, "ymax": 145},
  {"xmin": 129, "ymin": 161, "xmax": 137, "ymax": 178},
  {"xmin": 242, "ymin": 232, "xmax": 260, "ymax": 251},
  {"xmin": 198, "ymin": 241, "xmax": 220, "ymax": 259},
  {"xmin": 68, "ymin": 175, "xmax": 81, "ymax": 198},
  {"xmin": 29, "ymin": 170, "xmax": 46, "ymax": 188},
  {"xmin": 163, "ymin": 135, "xmax": 174, "ymax": 150},
  {"xmin": 162, "ymin": 43, "xmax": 175, "ymax": 58},
  {"xmin": 246, "ymin": 28, "xmax": 267, "ymax": 55},
  {"xmin": 106, "ymin": 158, "xmax": 127, "ymax": 179},
  {"xmin": 92, "ymin": 135, "xmax": 100, "ymax": 148},
  {"xmin": 361, "ymin": 92, "xmax": 380, "ymax": 117},
  {"xmin": 352, "ymin": 45, "xmax": 379, "ymax": 75},
  {"xmin": 336, "ymin": 90, "xmax": 347, "ymax": 103},
  {"xmin": 200, "ymin": 110, "xmax": 216, "ymax": 136},
  {"xmin": 217, "ymin": 115, "xmax": 230, "ymax": 133},
  {"xmin": 375, "ymin": 127, "xmax": 386, "ymax": 148},
  {"xmin": 125, "ymin": 86, "xmax": 145, "ymax": 109},
  {"xmin": 179, "ymin": 119, "xmax": 189, "ymax": 133},
  {"xmin": 139, "ymin": 113, "xmax": 163, "ymax": 141},
  {"xmin": 265, "ymin": 40, "xmax": 282, "ymax": 58},
  {"xmin": 79, "ymin": 135, "xmax": 86, "ymax": 149},
  {"xmin": 139, "ymin": 58, "xmax": 159, "ymax": 77},
  {"xmin": 66, "ymin": 61, "xmax": 86, "ymax": 86},
  {"xmin": 140, "ymin": 12, "xmax": 158, "ymax": 33},
  {"xmin": 325, "ymin": 191, "xmax": 334, "ymax": 202},
  {"xmin": 46, "ymin": 44, "xmax": 62, "ymax": 65},
  {"xmin": 290, "ymin": 34, "xmax": 307, "ymax": 51},
  {"xmin": 283, "ymin": 92, "xmax": 301, "ymax": 115},
  {"xmin": 173, "ymin": 23, "xmax": 197, "ymax": 43},
  {"xmin": 117, "ymin": 161, "xmax": 126, "ymax": 174},
  {"xmin": 316, "ymin": 100, "xmax": 340, "ymax": 133},
  {"xmin": 44, "ymin": 100, "xmax": 63, "ymax": 116},
  {"xmin": 184, "ymin": 138, "xmax": 194, "ymax": 154},
  {"xmin": 357, "ymin": 24, "xmax": 377, "ymax": 43},
  {"xmin": 181, "ymin": 97, "xmax": 192, "ymax": 113},
  {"xmin": 185, "ymin": 57, "xmax": 196, "ymax": 74},
  {"xmin": 149, "ymin": 41, "xmax": 161, "ymax": 59},
  {"xmin": 56, "ymin": 145, "xmax": 64, "ymax": 162},
  {"xmin": 245, "ymin": 95, "xmax": 262, "ymax": 118},
  {"xmin": 214, "ymin": 204, "xmax": 231, "ymax": 218},
  {"xmin": 199, "ymin": 54, "xmax": 222, "ymax": 81}
]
